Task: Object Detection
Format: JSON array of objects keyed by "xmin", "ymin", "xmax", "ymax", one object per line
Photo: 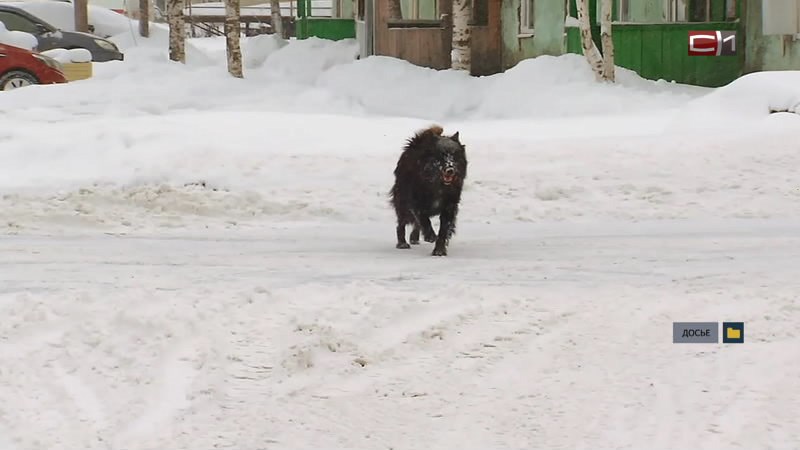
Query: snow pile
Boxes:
[
  {"xmin": 5, "ymin": 0, "xmax": 135, "ymax": 37},
  {"xmin": 669, "ymin": 71, "xmax": 800, "ymax": 132},
  {"xmin": 316, "ymin": 53, "xmax": 707, "ymax": 119},
  {"xmin": 187, "ymin": 33, "xmax": 290, "ymax": 69},
  {"xmin": 0, "ymin": 31, "xmax": 710, "ymax": 121},
  {"xmin": 255, "ymin": 36, "xmax": 359, "ymax": 83},
  {"xmin": 41, "ymin": 47, "xmax": 93, "ymax": 63},
  {"xmin": 0, "ymin": 33, "xmax": 709, "ymax": 121},
  {"xmin": 0, "ymin": 21, "xmax": 37, "ymax": 51},
  {"xmin": 242, "ymin": 33, "xmax": 289, "ymax": 68}
]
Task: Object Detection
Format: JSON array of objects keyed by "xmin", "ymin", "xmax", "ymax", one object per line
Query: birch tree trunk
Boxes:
[
  {"xmin": 576, "ymin": 0, "xmax": 603, "ymax": 81},
  {"xmin": 600, "ymin": 0, "xmax": 615, "ymax": 82},
  {"xmin": 225, "ymin": 0, "xmax": 243, "ymax": 78},
  {"xmin": 139, "ymin": 0, "xmax": 150, "ymax": 37},
  {"xmin": 270, "ymin": 0, "xmax": 283, "ymax": 38},
  {"xmin": 167, "ymin": 0, "xmax": 185, "ymax": 63},
  {"xmin": 450, "ymin": 0, "xmax": 471, "ymax": 71},
  {"xmin": 387, "ymin": 0, "xmax": 402, "ymax": 19}
]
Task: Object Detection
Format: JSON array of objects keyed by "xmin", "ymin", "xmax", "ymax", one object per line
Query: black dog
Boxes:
[{"xmin": 389, "ymin": 125, "xmax": 467, "ymax": 256}]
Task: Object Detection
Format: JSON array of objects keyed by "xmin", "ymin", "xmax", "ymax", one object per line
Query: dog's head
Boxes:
[{"xmin": 422, "ymin": 131, "xmax": 467, "ymax": 187}]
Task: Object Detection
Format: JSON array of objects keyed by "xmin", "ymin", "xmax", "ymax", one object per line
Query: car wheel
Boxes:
[{"xmin": 0, "ymin": 70, "xmax": 39, "ymax": 91}]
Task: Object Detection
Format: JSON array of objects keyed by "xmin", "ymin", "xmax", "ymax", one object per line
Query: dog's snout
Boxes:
[{"xmin": 444, "ymin": 167, "xmax": 455, "ymax": 175}]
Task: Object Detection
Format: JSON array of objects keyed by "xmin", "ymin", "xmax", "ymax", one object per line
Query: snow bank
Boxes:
[
  {"xmin": 1, "ymin": 108, "xmax": 799, "ymax": 234},
  {"xmin": 1, "ymin": 33, "xmax": 798, "ymax": 232},
  {"xmin": 315, "ymin": 53, "xmax": 706, "ymax": 119},
  {"xmin": 6, "ymin": 0, "xmax": 134, "ymax": 37},
  {"xmin": 255, "ymin": 36, "xmax": 359, "ymax": 83},
  {"xmin": 668, "ymin": 71, "xmax": 800, "ymax": 132},
  {"xmin": 40, "ymin": 47, "xmax": 93, "ymax": 63},
  {"xmin": 2, "ymin": 26, "xmax": 715, "ymax": 121},
  {"xmin": 0, "ymin": 33, "xmax": 707, "ymax": 121},
  {"xmin": 0, "ymin": 22, "xmax": 38, "ymax": 51},
  {"xmin": 186, "ymin": 33, "xmax": 289, "ymax": 69}
]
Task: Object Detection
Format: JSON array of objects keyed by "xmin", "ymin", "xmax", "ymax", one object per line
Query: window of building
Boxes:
[
  {"xmin": 472, "ymin": 0, "xmax": 488, "ymax": 26},
  {"xmin": 688, "ymin": 0, "xmax": 711, "ymax": 21},
  {"xmin": 618, "ymin": 0, "xmax": 631, "ymax": 22},
  {"xmin": 401, "ymin": 0, "xmax": 439, "ymax": 20},
  {"xmin": 520, "ymin": 0, "xmax": 534, "ymax": 34},
  {"xmin": 725, "ymin": 0, "xmax": 737, "ymax": 19},
  {"xmin": 665, "ymin": 0, "xmax": 686, "ymax": 21},
  {"xmin": 665, "ymin": 0, "xmax": 723, "ymax": 22}
]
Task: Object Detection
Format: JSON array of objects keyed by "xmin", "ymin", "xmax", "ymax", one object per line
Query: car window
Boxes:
[{"xmin": 0, "ymin": 11, "xmax": 39, "ymax": 34}]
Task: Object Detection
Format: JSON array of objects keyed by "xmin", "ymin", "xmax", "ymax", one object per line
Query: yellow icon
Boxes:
[{"xmin": 726, "ymin": 327, "xmax": 741, "ymax": 339}]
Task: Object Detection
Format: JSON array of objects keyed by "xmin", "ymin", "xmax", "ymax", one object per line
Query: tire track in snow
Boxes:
[
  {"xmin": 251, "ymin": 282, "xmax": 583, "ymax": 448},
  {"xmin": 50, "ymin": 361, "xmax": 110, "ymax": 444},
  {"xmin": 113, "ymin": 340, "xmax": 201, "ymax": 447},
  {"xmin": 206, "ymin": 289, "xmax": 288, "ymax": 449}
]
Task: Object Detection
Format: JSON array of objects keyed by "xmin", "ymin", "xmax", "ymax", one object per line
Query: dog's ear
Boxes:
[{"xmin": 450, "ymin": 131, "xmax": 460, "ymax": 143}]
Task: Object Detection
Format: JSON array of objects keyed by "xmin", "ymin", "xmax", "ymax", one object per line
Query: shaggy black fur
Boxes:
[{"xmin": 389, "ymin": 125, "xmax": 468, "ymax": 256}]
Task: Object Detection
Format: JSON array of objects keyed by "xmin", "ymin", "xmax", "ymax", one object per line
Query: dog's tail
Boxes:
[
  {"xmin": 403, "ymin": 124, "xmax": 444, "ymax": 151},
  {"xmin": 426, "ymin": 125, "xmax": 444, "ymax": 136}
]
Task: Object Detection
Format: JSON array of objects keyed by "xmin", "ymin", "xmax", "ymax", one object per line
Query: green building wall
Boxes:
[
  {"xmin": 348, "ymin": 0, "xmax": 798, "ymax": 87},
  {"xmin": 743, "ymin": 0, "xmax": 800, "ymax": 72},
  {"xmin": 501, "ymin": 0, "xmax": 567, "ymax": 69},
  {"xmin": 564, "ymin": 0, "xmax": 746, "ymax": 87},
  {"xmin": 295, "ymin": 0, "xmax": 356, "ymax": 40}
]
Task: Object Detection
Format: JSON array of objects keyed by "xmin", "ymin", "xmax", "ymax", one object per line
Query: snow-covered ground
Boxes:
[{"xmin": 1, "ymin": 21, "xmax": 800, "ymax": 450}]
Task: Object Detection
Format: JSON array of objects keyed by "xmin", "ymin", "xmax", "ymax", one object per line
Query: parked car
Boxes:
[
  {"xmin": 0, "ymin": 4, "xmax": 123, "ymax": 62},
  {"xmin": 0, "ymin": 42, "xmax": 66, "ymax": 90}
]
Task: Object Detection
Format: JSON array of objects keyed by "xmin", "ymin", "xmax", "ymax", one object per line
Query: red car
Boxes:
[{"xmin": 0, "ymin": 43, "xmax": 67, "ymax": 91}]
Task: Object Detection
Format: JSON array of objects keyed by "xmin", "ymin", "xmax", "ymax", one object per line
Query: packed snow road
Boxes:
[{"xmin": 0, "ymin": 221, "xmax": 798, "ymax": 450}]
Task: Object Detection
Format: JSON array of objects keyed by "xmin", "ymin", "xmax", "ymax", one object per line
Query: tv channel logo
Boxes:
[
  {"xmin": 688, "ymin": 30, "xmax": 737, "ymax": 56},
  {"xmin": 722, "ymin": 322, "xmax": 744, "ymax": 343}
]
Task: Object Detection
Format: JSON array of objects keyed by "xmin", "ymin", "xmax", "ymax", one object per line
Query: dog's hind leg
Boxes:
[
  {"xmin": 396, "ymin": 223, "xmax": 411, "ymax": 249},
  {"xmin": 395, "ymin": 210, "xmax": 412, "ymax": 249},
  {"xmin": 409, "ymin": 210, "xmax": 422, "ymax": 244},
  {"xmin": 419, "ymin": 215, "xmax": 437, "ymax": 243},
  {"xmin": 409, "ymin": 224, "xmax": 421, "ymax": 245}
]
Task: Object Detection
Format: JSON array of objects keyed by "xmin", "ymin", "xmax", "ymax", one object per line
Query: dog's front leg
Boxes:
[
  {"xmin": 419, "ymin": 215, "xmax": 437, "ymax": 243},
  {"xmin": 432, "ymin": 207, "xmax": 456, "ymax": 256}
]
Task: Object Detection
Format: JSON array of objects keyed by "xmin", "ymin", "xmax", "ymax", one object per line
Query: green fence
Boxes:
[
  {"xmin": 566, "ymin": 21, "xmax": 744, "ymax": 87},
  {"xmin": 296, "ymin": 18, "xmax": 356, "ymax": 40},
  {"xmin": 295, "ymin": 0, "xmax": 355, "ymax": 40}
]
